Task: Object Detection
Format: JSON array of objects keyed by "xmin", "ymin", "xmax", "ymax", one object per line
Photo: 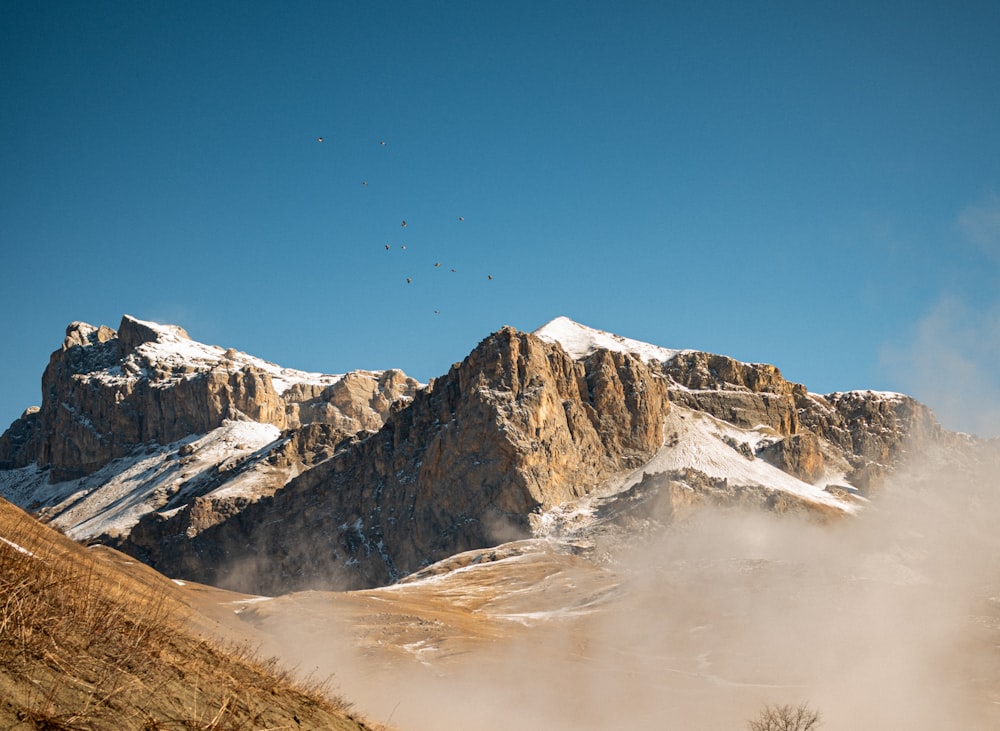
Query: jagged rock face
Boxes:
[
  {"xmin": 797, "ymin": 390, "xmax": 943, "ymax": 491},
  {"xmin": 661, "ymin": 353, "xmax": 944, "ymax": 492},
  {"xmin": 663, "ymin": 352, "xmax": 804, "ymax": 435},
  {"xmin": 120, "ymin": 327, "xmax": 672, "ymax": 593},
  {"xmin": 284, "ymin": 370, "xmax": 416, "ymax": 433},
  {"xmin": 0, "ymin": 316, "xmax": 420, "ymax": 481},
  {"xmin": 2, "ymin": 315, "xmax": 954, "ymax": 596},
  {"xmin": 0, "ymin": 407, "xmax": 41, "ymax": 470},
  {"xmin": 758, "ymin": 432, "xmax": 826, "ymax": 482}
]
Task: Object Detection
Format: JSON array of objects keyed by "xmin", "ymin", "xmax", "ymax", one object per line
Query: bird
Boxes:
[
  {"xmin": 451, "ymin": 268, "xmax": 457, "ymax": 273},
  {"xmin": 457, "ymin": 216, "xmax": 464, "ymax": 221},
  {"xmin": 316, "ymin": 136, "xmax": 324, "ymax": 142},
  {"xmin": 401, "ymin": 245, "xmax": 406, "ymax": 250},
  {"xmin": 385, "ymin": 244, "xmax": 390, "ymax": 251},
  {"xmin": 434, "ymin": 309, "xmax": 440, "ymax": 315},
  {"xmin": 401, "ymin": 220, "xmax": 407, "ymax": 228},
  {"xmin": 362, "ymin": 181, "xmax": 368, "ymax": 186},
  {"xmin": 434, "ymin": 262, "xmax": 441, "ymax": 268},
  {"xmin": 487, "ymin": 275, "xmax": 493, "ymax": 280},
  {"xmin": 380, "ymin": 140, "xmax": 386, "ymax": 146},
  {"xmin": 406, "ymin": 277, "xmax": 412, "ymax": 284}
]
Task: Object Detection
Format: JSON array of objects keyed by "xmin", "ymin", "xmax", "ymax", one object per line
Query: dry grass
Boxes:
[{"xmin": 0, "ymin": 498, "xmax": 381, "ymax": 731}]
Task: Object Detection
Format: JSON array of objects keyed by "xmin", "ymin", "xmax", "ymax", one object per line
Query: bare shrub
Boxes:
[{"xmin": 747, "ymin": 702, "xmax": 822, "ymax": 731}]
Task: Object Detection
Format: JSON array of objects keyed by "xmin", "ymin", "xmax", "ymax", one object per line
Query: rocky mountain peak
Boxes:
[
  {"xmin": 62, "ymin": 321, "xmax": 117, "ymax": 351},
  {"xmin": 0, "ymin": 316, "xmax": 420, "ymax": 481},
  {"xmin": 111, "ymin": 325, "xmax": 676, "ymax": 592},
  {"xmin": 534, "ymin": 316, "xmax": 687, "ymax": 364},
  {"xmin": 117, "ymin": 314, "xmax": 190, "ymax": 354},
  {"xmin": 1, "ymin": 316, "xmax": 953, "ymax": 595}
]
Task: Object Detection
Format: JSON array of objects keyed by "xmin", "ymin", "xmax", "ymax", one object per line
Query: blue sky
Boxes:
[{"xmin": 3, "ymin": 1, "xmax": 1000, "ymax": 436}]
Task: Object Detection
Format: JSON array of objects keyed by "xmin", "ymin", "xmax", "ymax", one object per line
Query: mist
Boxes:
[
  {"xmin": 237, "ymin": 428, "xmax": 999, "ymax": 731},
  {"xmin": 221, "ymin": 290, "xmax": 1000, "ymax": 729},
  {"xmin": 880, "ymin": 296, "xmax": 1000, "ymax": 439}
]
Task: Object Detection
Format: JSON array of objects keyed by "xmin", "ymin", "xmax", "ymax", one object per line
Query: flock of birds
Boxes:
[{"xmin": 318, "ymin": 135, "xmax": 493, "ymax": 316}]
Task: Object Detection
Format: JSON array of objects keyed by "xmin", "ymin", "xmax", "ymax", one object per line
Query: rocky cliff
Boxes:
[
  {"xmin": 119, "ymin": 327, "xmax": 672, "ymax": 591},
  {"xmin": 660, "ymin": 350, "xmax": 942, "ymax": 491},
  {"xmin": 0, "ymin": 315, "xmax": 419, "ymax": 481},
  {"xmin": 0, "ymin": 315, "xmax": 948, "ymax": 594}
]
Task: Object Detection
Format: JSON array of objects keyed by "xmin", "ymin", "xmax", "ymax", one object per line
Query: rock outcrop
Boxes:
[
  {"xmin": 796, "ymin": 390, "xmax": 943, "ymax": 492},
  {"xmin": 657, "ymin": 351, "xmax": 942, "ymax": 493},
  {"xmin": 119, "ymin": 327, "xmax": 672, "ymax": 592},
  {"xmin": 664, "ymin": 352, "xmax": 803, "ymax": 435},
  {"xmin": 0, "ymin": 315, "xmax": 420, "ymax": 481},
  {"xmin": 758, "ymin": 431, "xmax": 826, "ymax": 483},
  {"xmin": 1, "ymin": 315, "xmax": 950, "ymax": 595}
]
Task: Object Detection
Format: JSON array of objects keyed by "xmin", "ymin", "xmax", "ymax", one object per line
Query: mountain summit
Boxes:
[
  {"xmin": 0, "ymin": 315, "xmax": 419, "ymax": 480},
  {"xmin": 1, "ymin": 315, "xmax": 945, "ymax": 593}
]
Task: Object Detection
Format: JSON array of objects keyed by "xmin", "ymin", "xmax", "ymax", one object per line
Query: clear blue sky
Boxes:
[{"xmin": 3, "ymin": 1, "xmax": 1000, "ymax": 436}]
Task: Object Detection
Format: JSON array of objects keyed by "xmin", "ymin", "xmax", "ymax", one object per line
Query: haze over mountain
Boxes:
[{"xmin": 2, "ymin": 314, "xmax": 998, "ymax": 729}]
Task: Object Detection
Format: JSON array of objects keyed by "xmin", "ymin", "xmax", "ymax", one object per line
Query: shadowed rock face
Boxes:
[
  {"xmin": 0, "ymin": 316, "xmax": 420, "ymax": 481},
  {"xmin": 796, "ymin": 390, "xmax": 944, "ymax": 492},
  {"xmin": 122, "ymin": 327, "xmax": 673, "ymax": 593}
]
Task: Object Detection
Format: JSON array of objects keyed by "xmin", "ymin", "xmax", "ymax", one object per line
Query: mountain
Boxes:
[{"xmin": 0, "ymin": 314, "xmax": 947, "ymax": 594}]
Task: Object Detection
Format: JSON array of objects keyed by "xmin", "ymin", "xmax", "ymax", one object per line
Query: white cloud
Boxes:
[
  {"xmin": 879, "ymin": 193, "xmax": 1000, "ymax": 437},
  {"xmin": 880, "ymin": 296, "xmax": 1000, "ymax": 437},
  {"xmin": 957, "ymin": 190, "xmax": 1000, "ymax": 260}
]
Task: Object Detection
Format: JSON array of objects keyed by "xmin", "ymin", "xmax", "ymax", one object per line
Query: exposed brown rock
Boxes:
[
  {"xmin": 797, "ymin": 390, "xmax": 943, "ymax": 493},
  {"xmin": 663, "ymin": 352, "xmax": 804, "ymax": 435},
  {"xmin": 759, "ymin": 431, "xmax": 826, "ymax": 483},
  {"xmin": 122, "ymin": 327, "xmax": 672, "ymax": 593},
  {"xmin": 0, "ymin": 407, "xmax": 40, "ymax": 470},
  {"xmin": 0, "ymin": 315, "xmax": 419, "ymax": 481},
  {"xmin": 1, "ymin": 316, "xmax": 952, "ymax": 597}
]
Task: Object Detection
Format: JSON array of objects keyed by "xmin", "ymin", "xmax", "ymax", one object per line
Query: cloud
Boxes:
[
  {"xmin": 244, "ymin": 439, "xmax": 1000, "ymax": 730},
  {"xmin": 879, "ymin": 193, "xmax": 1000, "ymax": 437},
  {"xmin": 957, "ymin": 190, "xmax": 1000, "ymax": 261},
  {"xmin": 880, "ymin": 296, "xmax": 1000, "ymax": 437}
]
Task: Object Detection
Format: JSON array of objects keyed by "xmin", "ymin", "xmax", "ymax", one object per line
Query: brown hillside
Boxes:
[{"xmin": 0, "ymin": 497, "xmax": 380, "ymax": 731}]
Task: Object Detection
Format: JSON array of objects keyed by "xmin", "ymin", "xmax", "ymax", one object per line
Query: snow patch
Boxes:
[
  {"xmin": 0, "ymin": 536, "xmax": 35, "ymax": 557},
  {"xmin": 0, "ymin": 420, "xmax": 282, "ymax": 541},
  {"xmin": 99, "ymin": 316, "xmax": 350, "ymax": 396},
  {"xmin": 827, "ymin": 389, "xmax": 909, "ymax": 402},
  {"xmin": 232, "ymin": 596, "xmax": 273, "ymax": 614},
  {"xmin": 534, "ymin": 316, "xmax": 691, "ymax": 364},
  {"xmin": 628, "ymin": 407, "xmax": 857, "ymax": 512},
  {"xmin": 533, "ymin": 404, "xmax": 858, "ymax": 544}
]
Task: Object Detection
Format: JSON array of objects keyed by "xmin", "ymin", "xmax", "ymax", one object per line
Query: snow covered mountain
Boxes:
[{"xmin": 0, "ymin": 315, "xmax": 947, "ymax": 593}]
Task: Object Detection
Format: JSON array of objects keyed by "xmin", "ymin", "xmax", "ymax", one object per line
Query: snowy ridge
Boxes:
[
  {"xmin": 632, "ymin": 406, "xmax": 856, "ymax": 511},
  {"xmin": 825, "ymin": 389, "xmax": 908, "ymax": 401},
  {"xmin": 534, "ymin": 316, "xmax": 691, "ymax": 364},
  {"xmin": 0, "ymin": 420, "xmax": 282, "ymax": 540},
  {"xmin": 534, "ymin": 404, "xmax": 858, "ymax": 543},
  {"xmin": 120, "ymin": 316, "xmax": 349, "ymax": 395}
]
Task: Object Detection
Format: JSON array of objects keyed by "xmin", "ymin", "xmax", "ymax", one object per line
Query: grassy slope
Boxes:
[{"xmin": 0, "ymin": 496, "xmax": 380, "ymax": 731}]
